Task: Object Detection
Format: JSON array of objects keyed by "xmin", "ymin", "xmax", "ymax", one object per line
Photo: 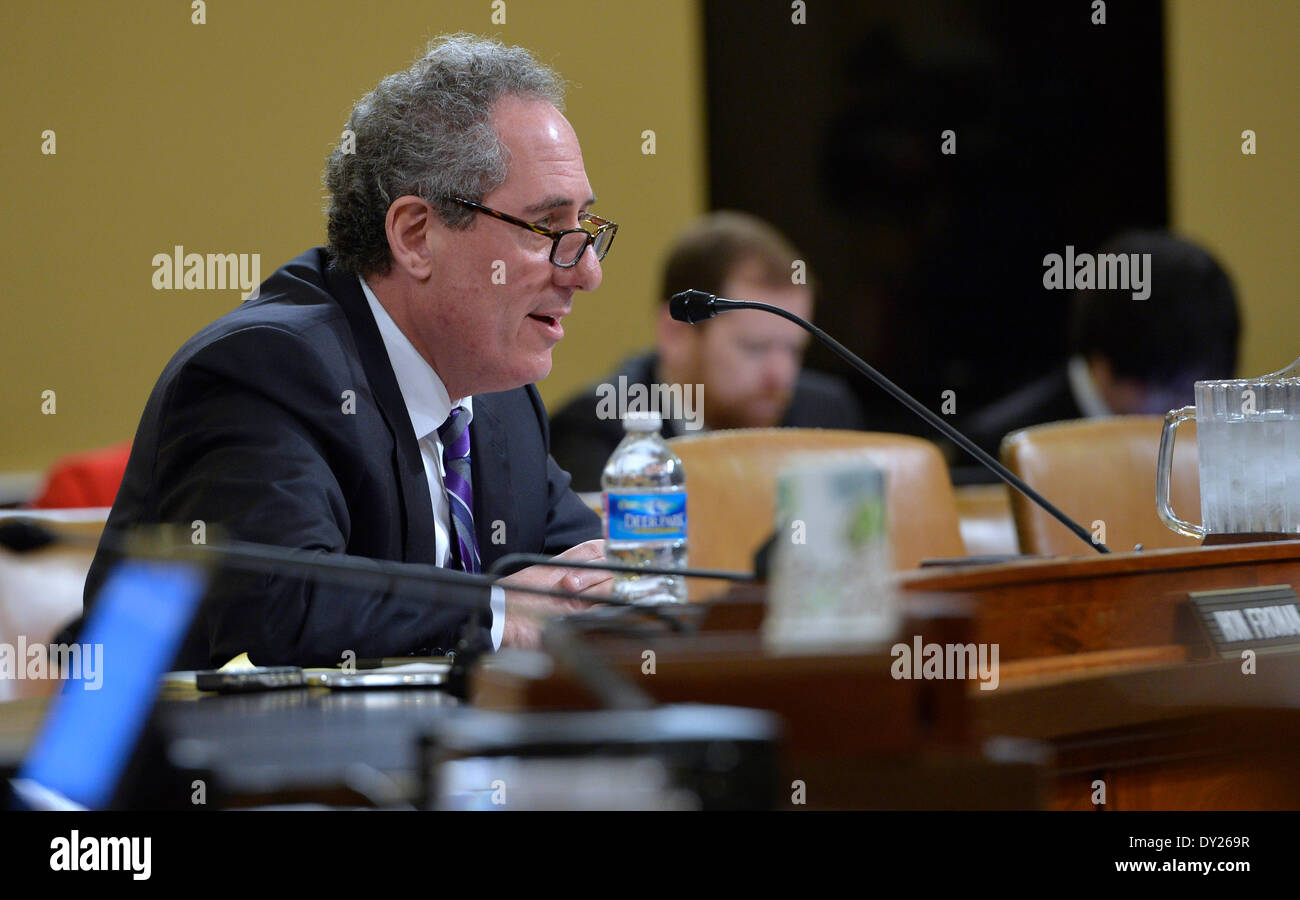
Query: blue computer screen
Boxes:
[{"xmin": 15, "ymin": 560, "xmax": 206, "ymax": 809}]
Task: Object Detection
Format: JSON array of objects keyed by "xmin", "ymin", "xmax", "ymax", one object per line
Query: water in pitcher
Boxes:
[{"xmin": 1195, "ymin": 380, "xmax": 1300, "ymax": 537}]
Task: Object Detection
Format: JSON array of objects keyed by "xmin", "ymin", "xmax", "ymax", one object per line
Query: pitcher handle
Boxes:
[{"xmin": 1156, "ymin": 406, "xmax": 1204, "ymax": 538}]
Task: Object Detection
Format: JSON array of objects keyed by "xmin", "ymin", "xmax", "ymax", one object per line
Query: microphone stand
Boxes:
[
  {"xmin": 670, "ymin": 290, "xmax": 1110, "ymax": 554},
  {"xmin": 486, "ymin": 552, "xmax": 754, "ymax": 583},
  {"xmin": 156, "ymin": 537, "xmax": 661, "ymax": 702},
  {"xmin": 0, "ymin": 521, "xmax": 660, "ymax": 705}
]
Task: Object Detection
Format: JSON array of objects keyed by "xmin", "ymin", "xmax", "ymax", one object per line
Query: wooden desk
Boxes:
[
  {"xmin": 901, "ymin": 541, "xmax": 1300, "ymax": 807},
  {"xmin": 473, "ymin": 598, "xmax": 1048, "ymax": 809},
  {"xmin": 478, "ymin": 541, "xmax": 1300, "ymax": 809}
]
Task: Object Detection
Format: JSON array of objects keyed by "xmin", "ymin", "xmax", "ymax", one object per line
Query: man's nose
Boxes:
[
  {"xmin": 557, "ymin": 244, "xmax": 603, "ymax": 291},
  {"xmin": 764, "ymin": 351, "xmax": 799, "ymax": 390}
]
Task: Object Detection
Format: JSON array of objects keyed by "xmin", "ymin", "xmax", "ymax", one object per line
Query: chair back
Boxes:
[
  {"xmin": 667, "ymin": 428, "xmax": 966, "ymax": 572},
  {"xmin": 1000, "ymin": 415, "xmax": 1201, "ymax": 555}
]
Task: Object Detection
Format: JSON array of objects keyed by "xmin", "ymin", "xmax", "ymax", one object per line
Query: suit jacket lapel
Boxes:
[{"xmin": 324, "ymin": 259, "xmax": 438, "ymax": 564}]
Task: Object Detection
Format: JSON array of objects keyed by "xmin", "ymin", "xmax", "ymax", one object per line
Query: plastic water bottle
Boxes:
[{"xmin": 601, "ymin": 412, "xmax": 688, "ymax": 603}]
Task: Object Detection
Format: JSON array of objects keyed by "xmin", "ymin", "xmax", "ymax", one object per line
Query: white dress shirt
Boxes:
[
  {"xmin": 1067, "ymin": 354, "xmax": 1113, "ymax": 418},
  {"xmin": 359, "ymin": 276, "xmax": 505, "ymax": 650}
]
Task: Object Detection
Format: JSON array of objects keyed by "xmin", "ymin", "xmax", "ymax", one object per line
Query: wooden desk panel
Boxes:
[
  {"xmin": 900, "ymin": 540, "xmax": 1300, "ymax": 659},
  {"xmin": 979, "ymin": 648, "xmax": 1300, "ymax": 809},
  {"xmin": 632, "ymin": 541, "xmax": 1300, "ymax": 809},
  {"xmin": 471, "ymin": 600, "xmax": 1050, "ymax": 808}
]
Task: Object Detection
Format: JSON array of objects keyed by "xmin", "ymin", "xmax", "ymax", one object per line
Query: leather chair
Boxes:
[
  {"xmin": 666, "ymin": 428, "xmax": 966, "ymax": 574},
  {"xmin": 953, "ymin": 484, "xmax": 1019, "ymax": 557},
  {"xmin": 999, "ymin": 415, "xmax": 1202, "ymax": 556}
]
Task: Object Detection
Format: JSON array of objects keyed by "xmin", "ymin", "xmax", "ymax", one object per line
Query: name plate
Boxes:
[{"xmin": 1187, "ymin": 584, "xmax": 1300, "ymax": 657}]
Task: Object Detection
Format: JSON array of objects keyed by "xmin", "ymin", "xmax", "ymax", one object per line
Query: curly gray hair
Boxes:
[{"xmin": 324, "ymin": 34, "xmax": 565, "ymax": 275}]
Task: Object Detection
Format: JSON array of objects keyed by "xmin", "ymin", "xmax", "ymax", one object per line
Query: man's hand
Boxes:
[{"xmin": 498, "ymin": 539, "xmax": 612, "ymax": 649}]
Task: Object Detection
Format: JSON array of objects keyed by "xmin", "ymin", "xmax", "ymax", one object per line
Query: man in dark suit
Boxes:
[
  {"xmin": 958, "ymin": 230, "xmax": 1240, "ymax": 482},
  {"xmin": 550, "ymin": 212, "xmax": 868, "ymax": 492},
  {"xmin": 84, "ymin": 35, "xmax": 614, "ymax": 668}
]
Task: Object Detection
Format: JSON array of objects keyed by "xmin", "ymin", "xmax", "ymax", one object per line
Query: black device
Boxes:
[{"xmin": 195, "ymin": 667, "xmax": 305, "ymax": 693}]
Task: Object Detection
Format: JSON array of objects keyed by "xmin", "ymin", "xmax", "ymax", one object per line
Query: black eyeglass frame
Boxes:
[{"xmin": 448, "ymin": 196, "xmax": 617, "ymax": 268}]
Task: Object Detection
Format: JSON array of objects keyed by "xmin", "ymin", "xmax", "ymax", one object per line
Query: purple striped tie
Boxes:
[{"xmin": 437, "ymin": 407, "xmax": 481, "ymax": 574}]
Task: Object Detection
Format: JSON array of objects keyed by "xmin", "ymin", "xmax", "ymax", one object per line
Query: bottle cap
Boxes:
[{"xmin": 622, "ymin": 411, "xmax": 663, "ymax": 431}]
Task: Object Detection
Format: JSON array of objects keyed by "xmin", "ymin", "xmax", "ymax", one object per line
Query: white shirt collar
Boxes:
[
  {"xmin": 1067, "ymin": 354, "xmax": 1112, "ymax": 418},
  {"xmin": 358, "ymin": 275, "xmax": 472, "ymax": 441}
]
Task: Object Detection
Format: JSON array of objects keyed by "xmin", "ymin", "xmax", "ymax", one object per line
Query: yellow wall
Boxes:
[
  {"xmin": 1166, "ymin": 0, "xmax": 1300, "ymax": 378},
  {"xmin": 6, "ymin": 1, "xmax": 1295, "ymax": 474},
  {"xmin": 0, "ymin": 0, "xmax": 706, "ymax": 471}
]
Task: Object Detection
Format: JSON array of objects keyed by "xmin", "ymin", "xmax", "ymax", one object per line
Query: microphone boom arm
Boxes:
[{"xmin": 673, "ymin": 291, "xmax": 1109, "ymax": 554}]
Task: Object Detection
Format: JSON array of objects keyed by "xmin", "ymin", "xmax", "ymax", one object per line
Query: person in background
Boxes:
[
  {"xmin": 550, "ymin": 211, "xmax": 868, "ymax": 492},
  {"xmin": 959, "ymin": 230, "xmax": 1240, "ymax": 479}
]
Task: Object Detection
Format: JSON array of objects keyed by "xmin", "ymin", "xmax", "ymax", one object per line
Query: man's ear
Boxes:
[{"xmin": 385, "ymin": 196, "xmax": 438, "ymax": 280}]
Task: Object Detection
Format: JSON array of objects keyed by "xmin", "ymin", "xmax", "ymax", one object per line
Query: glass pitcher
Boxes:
[{"xmin": 1157, "ymin": 357, "xmax": 1300, "ymax": 541}]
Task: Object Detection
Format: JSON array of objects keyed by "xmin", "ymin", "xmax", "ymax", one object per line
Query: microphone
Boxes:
[
  {"xmin": 670, "ymin": 289, "xmax": 745, "ymax": 324},
  {"xmin": 1, "ymin": 519, "xmax": 677, "ymax": 609},
  {"xmin": 0, "ymin": 520, "xmax": 665, "ymax": 703},
  {"xmin": 134, "ymin": 531, "xmax": 658, "ymax": 707},
  {"xmin": 486, "ymin": 551, "xmax": 755, "ymax": 583},
  {"xmin": 669, "ymin": 289, "xmax": 1110, "ymax": 554},
  {"xmin": 486, "ymin": 552, "xmax": 749, "ymax": 635}
]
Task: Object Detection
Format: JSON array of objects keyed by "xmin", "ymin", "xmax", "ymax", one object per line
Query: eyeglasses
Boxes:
[{"xmin": 449, "ymin": 197, "xmax": 617, "ymax": 268}]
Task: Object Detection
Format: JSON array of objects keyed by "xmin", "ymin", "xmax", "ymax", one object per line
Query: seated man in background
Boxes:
[
  {"xmin": 550, "ymin": 211, "xmax": 868, "ymax": 491},
  {"xmin": 83, "ymin": 35, "xmax": 613, "ymax": 668},
  {"xmin": 959, "ymin": 230, "xmax": 1240, "ymax": 480}
]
